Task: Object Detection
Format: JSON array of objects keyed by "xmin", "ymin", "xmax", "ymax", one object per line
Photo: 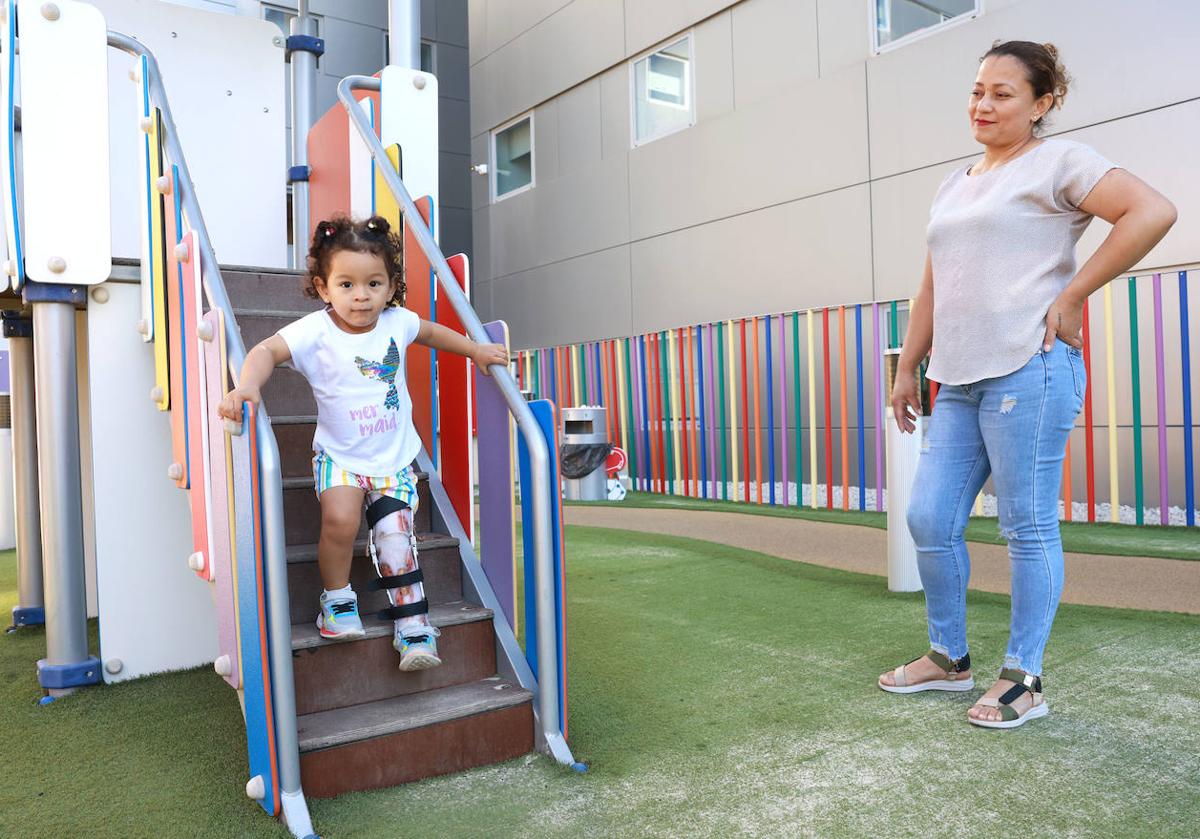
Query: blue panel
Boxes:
[
  {"xmin": 516, "ymin": 399, "xmax": 566, "ymax": 728},
  {"xmin": 230, "ymin": 406, "xmax": 279, "ymax": 816}
]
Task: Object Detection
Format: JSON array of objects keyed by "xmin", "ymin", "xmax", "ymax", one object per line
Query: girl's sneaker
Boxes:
[
  {"xmin": 316, "ymin": 590, "xmax": 366, "ymax": 640},
  {"xmin": 394, "ymin": 623, "xmax": 442, "ymax": 671}
]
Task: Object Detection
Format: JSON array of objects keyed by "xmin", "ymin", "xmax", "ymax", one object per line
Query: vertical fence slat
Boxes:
[
  {"xmin": 1129, "ymin": 278, "xmax": 1144, "ymax": 525},
  {"xmin": 873, "ymin": 302, "xmax": 884, "ymax": 512},
  {"xmin": 1153, "ymin": 274, "xmax": 1169, "ymax": 525},
  {"xmin": 1180, "ymin": 271, "xmax": 1194, "ymax": 526},
  {"xmin": 1082, "ymin": 303, "xmax": 1096, "ymax": 521},
  {"xmin": 1104, "ymin": 284, "xmax": 1120, "ymax": 522},
  {"xmin": 767, "ymin": 315, "xmax": 777, "ymax": 505},
  {"xmin": 822, "ymin": 308, "xmax": 833, "ymax": 509}
]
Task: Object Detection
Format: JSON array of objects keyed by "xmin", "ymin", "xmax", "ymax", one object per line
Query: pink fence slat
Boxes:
[
  {"xmin": 200, "ymin": 309, "xmax": 239, "ymax": 690},
  {"xmin": 475, "ymin": 320, "xmax": 517, "ymax": 630}
]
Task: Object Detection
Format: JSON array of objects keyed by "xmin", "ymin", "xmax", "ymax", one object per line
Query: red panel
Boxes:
[
  {"xmin": 404, "ymin": 197, "xmax": 436, "ymax": 456},
  {"xmin": 438, "ymin": 254, "xmax": 474, "ymax": 543},
  {"xmin": 180, "ymin": 232, "xmax": 210, "ymax": 580},
  {"xmin": 163, "ymin": 174, "xmax": 187, "ymax": 487},
  {"xmin": 306, "ymin": 85, "xmax": 381, "ymax": 239}
]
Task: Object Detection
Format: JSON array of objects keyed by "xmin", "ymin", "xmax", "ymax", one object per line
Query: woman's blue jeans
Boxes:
[{"xmin": 906, "ymin": 340, "xmax": 1086, "ymax": 676}]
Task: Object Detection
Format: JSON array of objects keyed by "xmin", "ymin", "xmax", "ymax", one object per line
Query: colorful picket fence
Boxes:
[{"xmin": 516, "ymin": 272, "xmax": 1198, "ymax": 527}]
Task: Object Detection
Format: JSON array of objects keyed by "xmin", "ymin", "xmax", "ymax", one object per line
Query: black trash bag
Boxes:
[{"xmin": 560, "ymin": 443, "xmax": 612, "ymax": 479}]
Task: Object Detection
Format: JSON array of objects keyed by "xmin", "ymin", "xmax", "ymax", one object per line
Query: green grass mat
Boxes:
[
  {"xmin": 1, "ymin": 529, "xmax": 1197, "ymax": 837},
  {"xmin": 569, "ymin": 492, "xmax": 1200, "ymax": 561}
]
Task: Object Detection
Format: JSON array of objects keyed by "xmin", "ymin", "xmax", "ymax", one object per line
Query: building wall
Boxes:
[{"xmin": 468, "ymin": 0, "xmax": 1199, "ymax": 349}]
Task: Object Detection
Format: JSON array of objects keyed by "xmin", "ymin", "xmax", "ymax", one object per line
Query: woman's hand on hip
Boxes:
[
  {"xmin": 890, "ymin": 370, "xmax": 922, "ymax": 434},
  {"xmin": 1043, "ymin": 293, "xmax": 1085, "ymax": 352}
]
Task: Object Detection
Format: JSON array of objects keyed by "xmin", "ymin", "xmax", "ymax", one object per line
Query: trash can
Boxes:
[{"xmin": 560, "ymin": 406, "xmax": 609, "ymax": 501}]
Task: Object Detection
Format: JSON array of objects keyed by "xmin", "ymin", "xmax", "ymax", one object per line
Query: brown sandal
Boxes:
[{"xmin": 878, "ymin": 650, "xmax": 974, "ymax": 694}]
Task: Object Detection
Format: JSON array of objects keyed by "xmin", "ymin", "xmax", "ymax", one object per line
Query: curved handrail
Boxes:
[
  {"xmin": 337, "ymin": 74, "xmax": 573, "ymax": 765},
  {"xmin": 106, "ymin": 32, "xmax": 312, "ymax": 838}
]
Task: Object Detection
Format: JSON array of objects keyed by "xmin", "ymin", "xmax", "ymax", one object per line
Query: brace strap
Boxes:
[
  {"xmin": 369, "ymin": 568, "xmax": 424, "ymax": 591},
  {"xmin": 377, "ymin": 599, "xmax": 429, "ymax": 621},
  {"xmin": 366, "ymin": 494, "xmax": 410, "ymax": 529}
]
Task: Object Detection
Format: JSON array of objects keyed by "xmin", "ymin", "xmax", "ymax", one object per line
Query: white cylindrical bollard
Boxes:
[{"xmin": 885, "ymin": 412, "xmax": 924, "ymax": 592}]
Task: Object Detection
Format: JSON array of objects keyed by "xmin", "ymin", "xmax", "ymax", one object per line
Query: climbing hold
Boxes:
[
  {"xmin": 187, "ymin": 552, "xmax": 205, "ymax": 572},
  {"xmin": 150, "ymin": 385, "xmax": 164, "ymax": 403},
  {"xmin": 246, "ymin": 775, "xmax": 265, "ymax": 800},
  {"xmin": 197, "ymin": 321, "xmax": 214, "ymax": 342},
  {"xmin": 167, "ymin": 462, "xmax": 184, "ymax": 481}
]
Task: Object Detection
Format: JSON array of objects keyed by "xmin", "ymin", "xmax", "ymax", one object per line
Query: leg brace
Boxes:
[{"xmin": 365, "ymin": 493, "xmax": 429, "ymax": 626}]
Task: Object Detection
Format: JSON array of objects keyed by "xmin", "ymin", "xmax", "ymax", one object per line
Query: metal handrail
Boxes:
[
  {"xmin": 106, "ymin": 33, "xmax": 314, "ymax": 838},
  {"xmin": 337, "ymin": 74, "xmax": 574, "ymax": 766}
]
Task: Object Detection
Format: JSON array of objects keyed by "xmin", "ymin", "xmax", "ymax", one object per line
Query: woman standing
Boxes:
[{"xmin": 877, "ymin": 41, "xmax": 1176, "ymax": 728}]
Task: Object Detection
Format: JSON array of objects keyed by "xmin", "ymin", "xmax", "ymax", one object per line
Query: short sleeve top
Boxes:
[
  {"xmin": 277, "ymin": 306, "xmax": 422, "ymax": 476},
  {"xmin": 925, "ymin": 138, "xmax": 1117, "ymax": 385}
]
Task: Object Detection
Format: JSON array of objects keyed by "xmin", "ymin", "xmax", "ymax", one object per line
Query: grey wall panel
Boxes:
[
  {"xmin": 436, "ymin": 0, "xmax": 470, "ymax": 47},
  {"xmin": 319, "ymin": 16, "xmax": 386, "ymax": 79},
  {"xmin": 472, "ymin": 207, "xmax": 492, "ymax": 281},
  {"xmin": 310, "ymin": 0, "xmax": 387, "ymax": 28},
  {"xmin": 534, "ymin": 101, "xmax": 561, "ymax": 184},
  {"xmin": 421, "ymin": 0, "xmax": 438, "ymax": 40},
  {"xmin": 628, "ymin": 64, "xmax": 869, "ymax": 240},
  {"xmin": 435, "ymin": 43, "xmax": 471, "ymax": 101},
  {"xmin": 1066, "ymin": 100, "xmax": 1200, "ymax": 275},
  {"xmin": 491, "ymin": 246, "xmax": 634, "ymax": 348},
  {"xmin": 439, "ymin": 205, "xmax": 473, "ymax": 264},
  {"xmin": 867, "ymin": 0, "xmax": 1200, "ymax": 179},
  {"xmin": 315, "ymin": 72, "xmax": 340, "ymax": 119},
  {"xmin": 629, "ymin": 185, "xmax": 873, "ymax": 333},
  {"xmin": 439, "ymin": 151, "xmax": 472, "ymax": 210},
  {"xmin": 623, "ymin": 0, "xmax": 737, "ymax": 59},
  {"xmin": 599, "ymin": 64, "xmax": 631, "ymax": 159},
  {"xmin": 470, "ymin": 132, "xmax": 490, "ymax": 210},
  {"xmin": 469, "ymin": 62, "xmax": 488, "ymax": 134},
  {"xmin": 869, "ymin": 160, "xmax": 961, "ymax": 303},
  {"xmin": 439, "ymin": 97, "xmax": 472, "ymax": 155},
  {"xmin": 477, "ymin": 0, "xmax": 624, "ymax": 130},
  {"xmin": 484, "ymin": 0, "xmax": 575, "ymax": 61},
  {"xmin": 468, "ymin": 0, "xmax": 488, "ymax": 59},
  {"xmin": 490, "ymin": 153, "xmax": 631, "ymax": 278},
  {"xmin": 693, "ymin": 11, "xmax": 734, "ymax": 123},
  {"xmin": 472, "ymin": 278, "xmax": 494, "ymax": 321},
  {"xmin": 815, "ymin": 0, "xmax": 870, "ymax": 78},
  {"xmin": 556, "ymin": 79, "xmax": 603, "ymax": 176},
  {"xmin": 731, "ymin": 0, "xmax": 818, "ymax": 107}
]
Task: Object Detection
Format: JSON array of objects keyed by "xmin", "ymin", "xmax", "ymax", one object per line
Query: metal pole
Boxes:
[
  {"xmin": 338, "ymin": 76, "xmax": 574, "ymax": 765},
  {"xmin": 289, "ymin": 3, "xmax": 317, "ymax": 269},
  {"xmin": 387, "ymin": 0, "xmax": 420, "ymax": 69},
  {"xmin": 107, "ymin": 33, "xmax": 314, "ymax": 837},
  {"xmin": 31, "ymin": 301, "xmax": 91, "ymax": 695},
  {"xmin": 9, "ymin": 330, "xmax": 44, "ymax": 627}
]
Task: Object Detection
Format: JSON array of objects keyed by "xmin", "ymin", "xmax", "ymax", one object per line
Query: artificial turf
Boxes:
[
  {"xmin": 570, "ymin": 491, "xmax": 1200, "ymax": 561},
  {"xmin": 1, "ymin": 528, "xmax": 1197, "ymax": 838}
]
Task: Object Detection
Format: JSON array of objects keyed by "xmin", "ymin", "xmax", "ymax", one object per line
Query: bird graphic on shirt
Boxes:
[{"xmin": 355, "ymin": 337, "xmax": 400, "ymax": 411}]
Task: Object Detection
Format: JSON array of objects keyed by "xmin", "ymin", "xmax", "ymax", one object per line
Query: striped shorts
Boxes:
[{"xmin": 312, "ymin": 450, "xmax": 419, "ymax": 509}]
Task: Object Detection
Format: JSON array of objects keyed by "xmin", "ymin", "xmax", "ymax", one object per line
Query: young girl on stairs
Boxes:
[{"xmin": 217, "ymin": 215, "xmax": 508, "ymax": 671}]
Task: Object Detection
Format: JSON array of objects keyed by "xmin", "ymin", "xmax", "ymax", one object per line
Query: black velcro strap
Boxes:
[
  {"xmin": 998, "ymin": 683, "xmax": 1030, "ymax": 706},
  {"xmin": 377, "ymin": 599, "xmax": 429, "ymax": 621},
  {"xmin": 369, "ymin": 568, "xmax": 424, "ymax": 591},
  {"xmin": 955, "ymin": 653, "xmax": 971, "ymax": 674},
  {"xmin": 366, "ymin": 494, "xmax": 410, "ymax": 529}
]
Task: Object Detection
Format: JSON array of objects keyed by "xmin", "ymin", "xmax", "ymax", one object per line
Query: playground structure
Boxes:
[
  {"xmin": 518, "ymin": 281, "xmax": 1198, "ymax": 528},
  {"xmin": 2, "ymin": 1, "xmax": 576, "ymax": 836}
]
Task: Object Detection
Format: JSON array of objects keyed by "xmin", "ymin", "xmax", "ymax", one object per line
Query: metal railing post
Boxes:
[
  {"xmin": 288, "ymin": 2, "xmax": 318, "ymax": 269},
  {"xmin": 107, "ymin": 33, "xmax": 313, "ymax": 837},
  {"xmin": 5, "ymin": 318, "xmax": 44, "ymax": 630},
  {"xmin": 338, "ymin": 75, "xmax": 574, "ymax": 765},
  {"xmin": 387, "ymin": 0, "xmax": 420, "ymax": 69}
]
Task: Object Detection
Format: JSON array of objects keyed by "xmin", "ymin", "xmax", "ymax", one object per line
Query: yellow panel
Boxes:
[
  {"xmin": 373, "ymin": 143, "xmax": 402, "ymax": 231},
  {"xmin": 149, "ymin": 109, "xmax": 170, "ymax": 411}
]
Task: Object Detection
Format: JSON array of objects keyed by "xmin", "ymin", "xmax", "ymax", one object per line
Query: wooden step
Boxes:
[
  {"xmin": 297, "ymin": 678, "xmax": 534, "ymax": 798},
  {"xmin": 290, "ymin": 601, "xmax": 497, "ymax": 716},
  {"xmin": 261, "ymin": 367, "xmax": 317, "ymax": 417},
  {"xmin": 285, "ymin": 535, "xmax": 462, "ymax": 624},
  {"xmin": 236, "ymin": 311, "xmax": 316, "ymax": 350},
  {"xmin": 281, "ymin": 473, "xmax": 433, "ymax": 545},
  {"xmin": 220, "ymin": 266, "xmax": 316, "ymax": 313}
]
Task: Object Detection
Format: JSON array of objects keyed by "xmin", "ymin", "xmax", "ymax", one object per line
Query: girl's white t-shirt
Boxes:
[{"xmin": 277, "ymin": 306, "xmax": 422, "ymax": 476}]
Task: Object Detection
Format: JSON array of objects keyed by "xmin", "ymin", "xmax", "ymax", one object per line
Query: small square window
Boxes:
[
  {"xmin": 421, "ymin": 41, "xmax": 436, "ymax": 74},
  {"xmin": 873, "ymin": 0, "xmax": 979, "ymax": 52},
  {"xmin": 632, "ymin": 36, "xmax": 694, "ymax": 147},
  {"xmin": 491, "ymin": 114, "xmax": 534, "ymax": 201}
]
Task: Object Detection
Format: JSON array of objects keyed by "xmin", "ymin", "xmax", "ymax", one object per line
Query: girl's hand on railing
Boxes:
[
  {"xmin": 472, "ymin": 343, "xmax": 510, "ymax": 376},
  {"xmin": 217, "ymin": 385, "xmax": 261, "ymax": 424}
]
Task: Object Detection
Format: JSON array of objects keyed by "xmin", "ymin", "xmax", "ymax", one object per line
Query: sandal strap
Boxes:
[{"xmin": 926, "ymin": 650, "xmax": 971, "ymax": 675}]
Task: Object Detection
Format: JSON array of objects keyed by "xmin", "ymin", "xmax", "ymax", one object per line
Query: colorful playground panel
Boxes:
[
  {"xmin": 0, "ymin": 1, "xmax": 23, "ymax": 291},
  {"xmin": 306, "ymin": 81, "xmax": 379, "ymax": 240},
  {"xmin": 348, "ymin": 98, "xmax": 375, "ymax": 218},
  {"xmin": 148, "ymin": 109, "xmax": 170, "ymax": 408},
  {"xmin": 517, "ymin": 399, "xmax": 568, "ymax": 738},
  {"xmin": 475, "ymin": 320, "xmax": 517, "ymax": 630},
  {"xmin": 164, "ymin": 164, "xmax": 189, "ymax": 487},
  {"xmin": 372, "ymin": 143, "xmax": 402, "ymax": 231},
  {"xmin": 200, "ymin": 309, "xmax": 239, "ymax": 690},
  {"xmin": 404, "ymin": 196, "xmax": 436, "ymax": 459},
  {"xmin": 438, "ymin": 253, "xmax": 474, "ymax": 543},
  {"xmin": 229, "ymin": 402, "xmax": 280, "ymax": 817},
  {"xmin": 180, "ymin": 231, "xmax": 211, "ymax": 581},
  {"xmin": 136, "ymin": 55, "xmax": 153, "ymax": 342}
]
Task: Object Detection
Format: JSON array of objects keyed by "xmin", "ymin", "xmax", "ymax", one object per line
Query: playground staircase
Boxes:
[{"xmin": 224, "ymin": 266, "xmax": 534, "ymax": 798}]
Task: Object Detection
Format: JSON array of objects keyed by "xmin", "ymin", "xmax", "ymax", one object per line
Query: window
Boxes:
[
  {"xmin": 631, "ymin": 35, "xmax": 694, "ymax": 147},
  {"xmin": 491, "ymin": 114, "xmax": 534, "ymax": 201},
  {"xmin": 421, "ymin": 41, "xmax": 436, "ymax": 74},
  {"xmin": 873, "ymin": 0, "xmax": 979, "ymax": 52}
]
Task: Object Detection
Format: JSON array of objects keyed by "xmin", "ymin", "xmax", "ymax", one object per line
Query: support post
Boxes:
[
  {"xmin": 26, "ymin": 285, "xmax": 100, "ymax": 694},
  {"xmin": 288, "ymin": 1, "xmax": 320, "ymax": 269},
  {"xmin": 4, "ymin": 314, "xmax": 44, "ymax": 630},
  {"xmin": 388, "ymin": 0, "xmax": 420, "ymax": 69}
]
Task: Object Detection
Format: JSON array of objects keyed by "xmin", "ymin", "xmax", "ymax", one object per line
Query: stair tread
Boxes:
[
  {"xmin": 285, "ymin": 533, "xmax": 458, "ymax": 564},
  {"xmin": 297, "ymin": 678, "xmax": 532, "ymax": 752},
  {"xmin": 290, "ymin": 600, "xmax": 492, "ymax": 650}
]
